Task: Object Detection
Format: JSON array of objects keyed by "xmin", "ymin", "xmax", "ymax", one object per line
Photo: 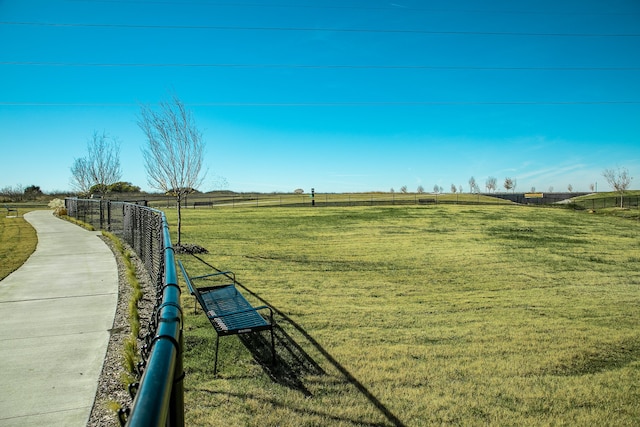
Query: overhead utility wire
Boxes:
[
  {"xmin": 2, "ymin": 61, "xmax": 638, "ymax": 71},
  {"xmin": 1, "ymin": 21, "xmax": 638, "ymax": 37},
  {"xmin": 2, "ymin": 101, "xmax": 639, "ymax": 107},
  {"xmin": 65, "ymin": 0, "xmax": 640, "ymax": 15}
]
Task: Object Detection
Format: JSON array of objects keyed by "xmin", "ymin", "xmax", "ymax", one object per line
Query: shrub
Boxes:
[
  {"xmin": 49, "ymin": 198, "xmax": 68, "ymax": 217},
  {"xmin": 48, "ymin": 198, "xmax": 65, "ymax": 209}
]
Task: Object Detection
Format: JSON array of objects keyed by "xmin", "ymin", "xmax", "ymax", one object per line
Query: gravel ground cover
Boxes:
[{"xmin": 88, "ymin": 236, "xmax": 155, "ymax": 427}]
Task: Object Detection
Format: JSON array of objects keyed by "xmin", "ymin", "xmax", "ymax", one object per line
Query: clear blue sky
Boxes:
[{"xmin": 1, "ymin": 0, "xmax": 639, "ymax": 194}]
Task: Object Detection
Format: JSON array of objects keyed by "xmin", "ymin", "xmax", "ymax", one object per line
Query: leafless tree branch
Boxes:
[
  {"xmin": 138, "ymin": 95, "xmax": 207, "ymax": 245},
  {"xmin": 603, "ymin": 167, "xmax": 633, "ymax": 208},
  {"xmin": 70, "ymin": 132, "xmax": 121, "ymax": 195}
]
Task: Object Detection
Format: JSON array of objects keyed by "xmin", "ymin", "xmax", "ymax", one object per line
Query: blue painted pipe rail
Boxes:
[{"xmin": 127, "ymin": 210, "xmax": 184, "ymax": 426}]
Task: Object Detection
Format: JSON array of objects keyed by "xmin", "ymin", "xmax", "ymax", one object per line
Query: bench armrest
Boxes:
[
  {"xmin": 192, "ymin": 271, "xmax": 235, "ymax": 282},
  {"xmin": 178, "ymin": 261, "xmax": 195, "ymax": 293},
  {"xmin": 178, "ymin": 261, "xmax": 235, "ymax": 291}
]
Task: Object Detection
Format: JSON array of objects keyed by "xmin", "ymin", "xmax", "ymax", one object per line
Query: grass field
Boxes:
[
  {"xmin": 171, "ymin": 204, "xmax": 640, "ymax": 426},
  {"xmin": 0, "ymin": 213, "xmax": 37, "ymax": 281}
]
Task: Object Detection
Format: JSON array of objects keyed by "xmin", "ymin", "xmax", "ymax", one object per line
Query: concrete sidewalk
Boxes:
[{"xmin": 0, "ymin": 210, "xmax": 118, "ymax": 426}]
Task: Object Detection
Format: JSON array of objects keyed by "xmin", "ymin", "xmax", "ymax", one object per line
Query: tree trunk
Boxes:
[{"xmin": 176, "ymin": 194, "xmax": 182, "ymax": 246}]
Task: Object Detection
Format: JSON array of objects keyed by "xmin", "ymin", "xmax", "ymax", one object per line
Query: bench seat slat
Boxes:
[{"xmin": 201, "ymin": 286, "xmax": 269, "ymax": 332}]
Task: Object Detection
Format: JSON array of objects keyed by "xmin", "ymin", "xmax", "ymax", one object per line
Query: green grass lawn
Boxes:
[
  {"xmin": 172, "ymin": 204, "xmax": 640, "ymax": 426},
  {"xmin": 0, "ymin": 213, "xmax": 37, "ymax": 280}
]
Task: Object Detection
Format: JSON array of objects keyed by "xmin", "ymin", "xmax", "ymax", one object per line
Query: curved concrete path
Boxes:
[{"xmin": 0, "ymin": 210, "xmax": 118, "ymax": 426}]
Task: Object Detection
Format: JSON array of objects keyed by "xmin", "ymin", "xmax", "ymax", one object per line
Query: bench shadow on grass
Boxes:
[
  {"xmin": 191, "ymin": 255, "xmax": 405, "ymax": 427},
  {"xmin": 238, "ymin": 323, "xmax": 322, "ymax": 396}
]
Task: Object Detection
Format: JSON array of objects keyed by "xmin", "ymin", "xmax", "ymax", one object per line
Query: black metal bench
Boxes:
[
  {"xmin": 4, "ymin": 205, "xmax": 18, "ymax": 217},
  {"xmin": 193, "ymin": 201, "xmax": 213, "ymax": 208},
  {"xmin": 418, "ymin": 198, "xmax": 436, "ymax": 204},
  {"xmin": 178, "ymin": 261, "xmax": 275, "ymax": 375}
]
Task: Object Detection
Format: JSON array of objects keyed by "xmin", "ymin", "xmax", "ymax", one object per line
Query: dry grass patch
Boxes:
[
  {"xmin": 171, "ymin": 205, "xmax": 640, "ymax": 426},
  {"xmin": 0, "ymin": 214, "xmax": 37, "ymax": 280}
]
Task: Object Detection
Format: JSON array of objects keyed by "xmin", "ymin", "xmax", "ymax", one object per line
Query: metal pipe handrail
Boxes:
[{"xmin": 126, "ymin": 210, "xmax": 184, "ymax": 426}]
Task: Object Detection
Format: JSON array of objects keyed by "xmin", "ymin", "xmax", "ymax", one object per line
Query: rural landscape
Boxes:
[
  {"xmin": 2, "ymin": 1, "xmax": 639, "ymax": 425},
  {"xmin": 171, "ymin": 198, "xmax": 640, "ymax": 426},
  {"xmin": 1, "ymin": 90, "xmax": 638, "ymax": 427},
  {"xmin": 2, "ymin": 192, "xmax": 639, "ymax": 425}
]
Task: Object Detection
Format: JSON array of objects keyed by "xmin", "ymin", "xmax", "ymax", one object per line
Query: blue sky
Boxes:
[{"xmin": 1, "ymin": 0, "xmax": 639, "ymax": 194}]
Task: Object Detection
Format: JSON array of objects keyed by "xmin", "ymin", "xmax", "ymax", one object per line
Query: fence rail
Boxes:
[
  {"xmin": 168, "ymin": 193, "xmax": 639, "ymax": 209},
  {"xmin": 570, "ymin": 195, "xmax": 640, "ymax": 210},
  {"xmin": 142, "ymin": 193, "xmax": 513, "ymax": 208},
  {"xmin": 74, "ymin": 192, "xmax": 640, "ymax": 209},
  {"xmin": 65, "ymin": 198, "xmax": 184, "ymax": 427}
]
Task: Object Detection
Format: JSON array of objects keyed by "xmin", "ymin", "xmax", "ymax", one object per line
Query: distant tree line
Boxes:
[
  {"xmin": 0, "ymin": 184, "xmax": 44, "ymax": 202},
  {"xmin": 392, "ymin": 169, "xmax": 633, "ymax": 198},
  {"xmin": 89, "ymin": 182, "xmax": 141, "ymax": 194}
]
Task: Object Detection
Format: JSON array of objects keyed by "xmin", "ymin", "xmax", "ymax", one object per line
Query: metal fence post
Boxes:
[
  {"xmin": 107, "ymin": 200, "xmax": 112, "ymax": 231},
  {"xmin": 99, "ymin": 200, "xmax": 104, "ymax": 230}
]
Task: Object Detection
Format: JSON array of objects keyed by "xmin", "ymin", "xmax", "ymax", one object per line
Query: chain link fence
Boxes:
[
  {"xmin": 65, "ymin": 199, "xmax": 163, "ymax": 282},
  {"xmin": 65, "ymin": 198, "xmax": 184, "ymax": 426},
  {"xmin": 569, "ymin": 195, "xmax": 640, "ymax": 210}
]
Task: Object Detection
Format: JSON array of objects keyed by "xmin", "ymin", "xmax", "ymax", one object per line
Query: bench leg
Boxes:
[
  {"xmin": 270, "ymin": 328, "xmax": 276, "ymax": 366},
  {"xmin": 214, "ymin": 335, "xmax": 220, "ymax": 376}
]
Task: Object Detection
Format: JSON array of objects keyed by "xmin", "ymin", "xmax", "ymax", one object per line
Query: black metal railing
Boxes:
[{"xmin": 65, "ymin": 198, "xmax": 184, "ymax": 426}]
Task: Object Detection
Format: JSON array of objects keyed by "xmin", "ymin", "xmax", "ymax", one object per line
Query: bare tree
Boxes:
[
  {"xmin": 70, "ymin": 131, "xmax": 121, "ymax": 195},
  {"xmin": 602, "ymin": 167, "xmax": 633, "ymax": 208},
  {"xmin": 138, "ymin": 95, "xmax": 206, "ymax": 245},
  {"xmin": 451, "ymin": 184, "xmax": 457, "ymax": 194},
  {"xmin": 70, "ymin": 157, "xmax": 92, "ymax": 195},
  {"xmin": 417, "ymin": 185, "xmax": 425, "ymax": 194},
  {"xmin": 485, "ymin": 176, "xmax": 497, "ymax": 193},
  {"xmin": 504, "ymin": 177, "xmax": 516, "ymax": 193},
  {"xmin": 468, "ymin": 176, "xmax": 477, "ymax": 193},
  {"xmin": 567, "ymin": 184, "xmax": 573, "ymax": 193},
  {"xmin": 0, "ymin": 184, "xmax": 25, "ymax": 202},
  {"xmin": 88, "ymin": 131, "xmax": 121, "ymax": 193},
  {"xmin": 400, "ymin": 185, "xmax": 408, "ymax": 194},
  {"xmin": 209, "ymin": 175, "xmax": 229, "ymax": 191}
]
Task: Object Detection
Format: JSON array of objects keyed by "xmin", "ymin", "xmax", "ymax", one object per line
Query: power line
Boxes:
[
  {"xmin": 2, "ymin": 61, "xmax": 638, "ymax": 70},
  {"xmin": 2, "ymin": 21, "xmax": 638, "ymax": 37},
  {"xmin": 2, "ymin": 101, "xmax": 638, "ymax": 107},
  {"xmin": 64, "ymin": 0, "xmax": 640, "ymax": 16}
]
